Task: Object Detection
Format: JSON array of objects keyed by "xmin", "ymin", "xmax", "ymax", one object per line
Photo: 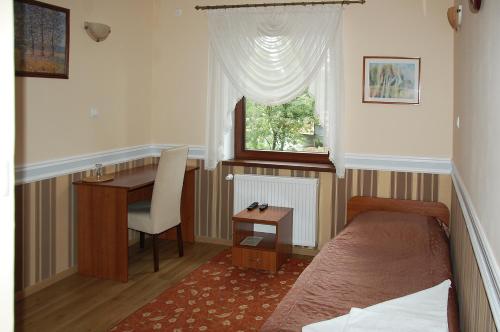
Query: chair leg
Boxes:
[
  {"xmin": 176, "ymin": 224, "xmax": 184, "ymax": 257},
  {"xmin": 139, "ymin": 232, "xmax": 145, "ymax": 249},
  {"xmin": 152, "ymin": 234, "xmax": 159, "ymax": 272}
]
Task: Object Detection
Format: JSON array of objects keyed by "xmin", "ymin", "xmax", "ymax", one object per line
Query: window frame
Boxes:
[{"xmin": 234, "ymin": 97, "xmax": 332, "ymax": 164}]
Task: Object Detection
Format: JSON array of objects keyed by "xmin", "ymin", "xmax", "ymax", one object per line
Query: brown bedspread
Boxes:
[{"xmin": 261, "ymin": 211, "xmax": 459, "ymax": 332}]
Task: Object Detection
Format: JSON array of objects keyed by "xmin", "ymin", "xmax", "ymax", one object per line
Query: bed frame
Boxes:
[{"xmin": 347, "ymin": 196, "xmax": 450, "ymax": 227}]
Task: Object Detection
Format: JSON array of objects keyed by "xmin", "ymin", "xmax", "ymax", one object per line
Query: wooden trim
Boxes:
[
  {"xmin": 347, "ymin": 196, "xmax": 450, "ymax": 226},
  {"xmin": 222, "ymin": 159, "xmax": 336, "ymax": 173},
  {"xmin": 15, "ymin": 267, "xmax": 78, "ymax": 301},
  {"xmin": 234, "ymin": 97, "xmax": 332, "ymax": 164},
  {"xmin": 234, "ymin": 98, "xmax": 245, "ymax": 158}
]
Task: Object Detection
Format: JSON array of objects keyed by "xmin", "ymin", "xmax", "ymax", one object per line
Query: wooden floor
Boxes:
[{"xmin": 15, "ymin": 241, "xmax": 228, "ymax": 332}]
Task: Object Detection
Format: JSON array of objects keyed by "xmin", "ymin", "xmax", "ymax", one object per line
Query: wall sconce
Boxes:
[
  {"xmin": 469, "ymin": 0, "xmax": 481, "ymax": 12},
  {"xmin": 447, "ymin": 5, "xmax": 462, "ymax": 31},
  {"xmin": 84, "ymin": 22, "xmax": 111, "ymax": 42}
]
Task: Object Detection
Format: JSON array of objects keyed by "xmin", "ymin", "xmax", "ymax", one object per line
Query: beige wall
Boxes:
[
  {"xmin": 454, "ymin": 0, "xmax": 500, "ymax": 267},
  {"xmin": 17, "ymin": 0, "xmax": 454, "ymax": 164},
  {"xmin": 150, "ymin": 0, "xmax": 454, "ymax": 158},
  {"xmin": 1, "ymin": 0, "xmax": 16, "ymax": 328},
  {"xmin": 151, "ymin": 0, "xmax": 209, "ymax": 146},
  {"xmin": 344, "ymin": 0, "xmax": 453, "ymax": 157},
  {"xmin": 15, "ymin": 0, "xmax": 153, "ymax": 165}
]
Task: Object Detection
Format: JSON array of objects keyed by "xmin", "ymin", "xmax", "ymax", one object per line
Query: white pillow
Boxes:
[{"xmin": 303, "ymin": 279, "xmax": 451, "ymax": 332}]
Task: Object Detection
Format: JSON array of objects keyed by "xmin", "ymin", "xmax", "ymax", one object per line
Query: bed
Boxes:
[{"xmin": 260, "ymin": 196, "xmax": 459, "ymax": 332}]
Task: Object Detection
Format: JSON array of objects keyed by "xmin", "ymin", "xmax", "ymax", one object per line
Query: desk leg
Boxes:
[{"xmin": 76, "ymin": 185, "xmax": 129, "ymax": 282}]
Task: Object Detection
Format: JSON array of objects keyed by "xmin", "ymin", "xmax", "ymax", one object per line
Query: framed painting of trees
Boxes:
[{"xmin": 14, "ymin": 0, "xmax": 70, "ymax": 79}]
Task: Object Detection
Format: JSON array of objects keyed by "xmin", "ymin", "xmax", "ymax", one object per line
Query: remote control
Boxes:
[
  {"xmin": 258, "ymin": 203, "xmax": 268, "ymax": 211},
  {"xmin": 247, "ymin": 202, "xmax": 259, "ymax": 210}
]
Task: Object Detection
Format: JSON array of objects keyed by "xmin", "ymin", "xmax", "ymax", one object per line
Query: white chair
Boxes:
[{"xmin": 128, "ymin": 146, "xmax": 188, "ymax": 272}]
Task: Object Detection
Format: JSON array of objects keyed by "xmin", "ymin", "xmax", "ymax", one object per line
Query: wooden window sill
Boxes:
[{"xmin": 222, "ymin": 159, "xmax": 336, "ymax": 173}]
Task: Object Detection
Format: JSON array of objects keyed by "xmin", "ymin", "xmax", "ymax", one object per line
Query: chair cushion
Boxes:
[{"xmin": 128, "ymin": 201, "xmax": 155, "ymax": 234}]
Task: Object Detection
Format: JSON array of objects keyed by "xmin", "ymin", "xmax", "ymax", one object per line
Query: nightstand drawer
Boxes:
[{"xmin": 232, "ymin": 247, "xmax": 277, "ymax": 272}]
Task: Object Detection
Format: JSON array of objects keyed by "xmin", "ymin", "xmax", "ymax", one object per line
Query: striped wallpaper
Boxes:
[
  {"xmin": 192, "ymin": 159, "xmax": 452, "ymax": 247},
  {"xmin": 15, "ymin": 158, "xmax": 452, "ymax": 293},
  {"xmin": 450, "ymin": 186, "xmax": 498, "ymax": 332},
  {"xmin": 15, "ymin": 157, "xmax": 156, "ymax": 292},
  {"xmin": 14, "ymin": 156, "xmax": 498, "ymax": 331}
]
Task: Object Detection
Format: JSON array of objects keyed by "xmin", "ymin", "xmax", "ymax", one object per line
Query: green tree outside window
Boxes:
[{"xmin": 245, "ymin": 91, "xmax": 326, "ymax": 153}]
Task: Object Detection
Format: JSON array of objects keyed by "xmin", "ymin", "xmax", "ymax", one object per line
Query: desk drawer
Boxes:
[{"xmin": 128, "ymin": 186, "xmax": 153, "ymax": 204}]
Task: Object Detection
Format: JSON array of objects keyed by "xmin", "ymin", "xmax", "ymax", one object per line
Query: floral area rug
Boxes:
[{"xmin": 110, "ymin": 250, "xmax": 311, "ymax": 332}]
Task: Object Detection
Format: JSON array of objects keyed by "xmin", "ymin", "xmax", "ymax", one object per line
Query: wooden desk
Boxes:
[{"xmin": 73, "ymin": 164, "xmax": 198, "ymax": 282}]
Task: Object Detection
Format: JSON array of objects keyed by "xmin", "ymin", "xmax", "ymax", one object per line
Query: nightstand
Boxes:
[{"xmin": 232, "ymin": 206, "xmax": 293, "ymax": 273}]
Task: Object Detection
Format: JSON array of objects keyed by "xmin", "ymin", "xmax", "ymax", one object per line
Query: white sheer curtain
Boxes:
[{"xmin": 205, "ymin": 6, "xmax": 346, "ymax": 177}]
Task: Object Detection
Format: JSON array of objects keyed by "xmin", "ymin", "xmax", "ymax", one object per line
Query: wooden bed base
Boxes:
[{"xmin": 347, "ymin": 196, "xmax": 450, "ymax": 227}]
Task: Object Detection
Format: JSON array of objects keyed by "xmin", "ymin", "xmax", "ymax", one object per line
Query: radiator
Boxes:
[{"xmin": 233, "ymin": 174, "xmax": 319, "ymax": 247}]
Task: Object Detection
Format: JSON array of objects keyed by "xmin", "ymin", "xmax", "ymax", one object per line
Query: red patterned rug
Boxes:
[{"xmin": 110, "ymin": 250, "xmax": 311, "ymax": 332}]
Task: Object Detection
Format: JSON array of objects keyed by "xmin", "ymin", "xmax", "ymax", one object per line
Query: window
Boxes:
[{"xmin": 234, "ymin": 91, "xmax": 331, "ymax": 164}]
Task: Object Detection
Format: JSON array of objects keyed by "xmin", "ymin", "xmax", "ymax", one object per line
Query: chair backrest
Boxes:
[{"xmin": 149, "ymin": 146, "xmax": 189, "ymax": 234}]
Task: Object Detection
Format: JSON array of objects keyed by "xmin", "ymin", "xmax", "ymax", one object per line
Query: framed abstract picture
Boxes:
[
  {"xmin": 14, "ymin": 0, "xmax": 70, "ymax": 79},
  {"xmin": 363, "ymin": 57, "xmax": 421, "ymax": 104}
]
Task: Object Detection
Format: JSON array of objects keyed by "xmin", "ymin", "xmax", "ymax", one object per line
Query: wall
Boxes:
[
  {"xmin": 1, "ymin": 0, "xmax": 16, "ymax": 329},
  {"xmin": 452, "ymin": 0, "xmax": 500, "ymax": 327},
  {"xmin": 15, "ymin": 161, "xmax": 451, "ymax": 293},
  {"xmin": 15, "ymin": 0, "xmax": 455, "ymax": 166},
  {"xmin": 14, "ymin": 0, "xmax": 459, "ymax": 310},
  {"xmin": 150, "ymin": 0, "xmax": 454, "ymax": 159},
  {"xmin": 150, "ymin": 0, "xmax": 208, "ymax": 147},
  {"xmin": 194, "ymin": 161, "xmax": 451, "ymax": 245},
  {"xmin": 450, "ymin": 187, "xmax": 497, "ymax": 332},
  {"xmin": 344, "ymin": 0, "xmax": 453, "ymax": 157},
  {"xmin": 15, "ymin": 157, "xmax": 157, "ymax": 292},
  {"xmin": 453, "ymin": 0, "xmax": 500, "ymax": 269},
  {"xmin": 15, "ymin": 0, "xmax": 154, "ymax": 166}
]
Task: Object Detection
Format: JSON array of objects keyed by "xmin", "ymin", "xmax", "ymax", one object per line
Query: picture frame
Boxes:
[
  {"xmin": 14, "ymin": 0, "xmax": 70, "ymax": 79},
  {"xmin": 362, "ymin": 56, "xmax": 421, "ymax": 105}
]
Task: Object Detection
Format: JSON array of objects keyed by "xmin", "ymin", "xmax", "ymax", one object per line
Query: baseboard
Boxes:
[
  {"xmin": 452, "ymin": 163, "xmax": 500, "ymax": 328},
  {"xmin": 15, "ymin": 267, "xmax": 78, "ymax": 301}
]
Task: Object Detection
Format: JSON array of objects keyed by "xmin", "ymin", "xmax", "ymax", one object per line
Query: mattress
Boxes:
[{"xmin": 260, "ymin": 211, "xmax": 459, "ymax": 332}]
